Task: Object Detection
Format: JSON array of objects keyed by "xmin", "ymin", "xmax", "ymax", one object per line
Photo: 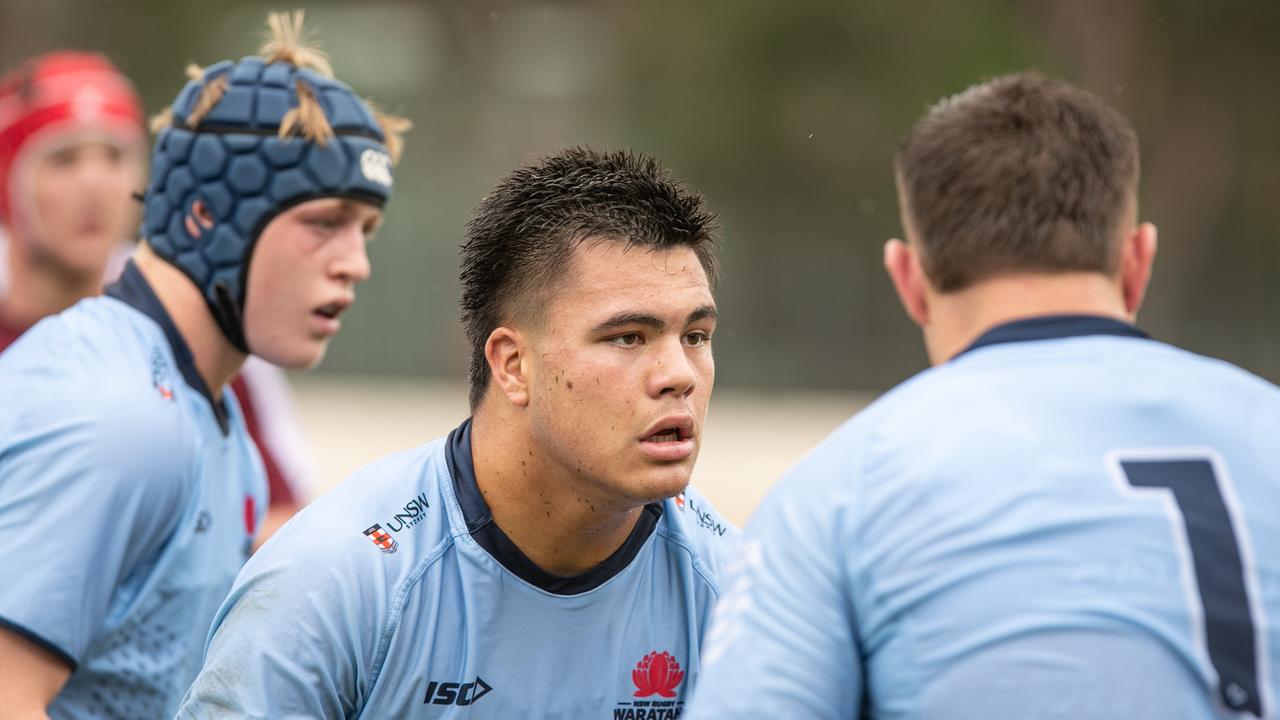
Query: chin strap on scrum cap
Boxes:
[{"xmin": 141, "ymin": 56, "xmax": 394, "ymax": 352}]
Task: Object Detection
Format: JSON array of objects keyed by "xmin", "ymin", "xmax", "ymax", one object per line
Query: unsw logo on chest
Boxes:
[
  {"xmin": 614, "ymin": 651, "xmax": 685, "ymax": 719},
  {"xmin": 675, "ymin": 494, "xmax": 728, "ymax": 537},
  {"xmin": 383, "ymin": 492, "xmax": 431, "ymax": 532},
  {"xmin": 361, "ymin": 492, "xmax": 431, "ymax": 554}
]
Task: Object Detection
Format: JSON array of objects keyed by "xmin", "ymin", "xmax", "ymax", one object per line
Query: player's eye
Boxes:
[
  {"xmin": 609, "ymin": 333, "xmax": 643, "ymax": 347},
  {"xmin": 305, "ymin": 215, "xmax": 343, "ymax": 232},
  {"xmin": 684, "ymin": 331, "xmax": 712, "ymax": 347},
  {"xmin": 48, "ymin": 146, "xmax": 80, "ymax": 168}
]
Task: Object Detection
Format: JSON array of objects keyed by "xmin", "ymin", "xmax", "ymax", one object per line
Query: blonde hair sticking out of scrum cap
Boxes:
[{"xmin": 150, "ymin": 10, "xmax": 410, "ymax": 163}]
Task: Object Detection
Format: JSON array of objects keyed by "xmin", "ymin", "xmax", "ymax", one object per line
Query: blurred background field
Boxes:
[{"xmin": 4, "ymin": 0, "xmax": 1277, "ymax": 518}]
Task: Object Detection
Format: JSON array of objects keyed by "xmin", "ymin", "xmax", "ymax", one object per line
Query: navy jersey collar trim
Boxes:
[
  {"xmin": 445, "ymin": 418, "xmax": 662, "ymax": 595},
  {"xmin": 105, "ymin": 260, "xmax": 230, "ymax": 435},
  {"xmin": 955, "ymin": 314, "xmax": 1150, "ymax": 360}
]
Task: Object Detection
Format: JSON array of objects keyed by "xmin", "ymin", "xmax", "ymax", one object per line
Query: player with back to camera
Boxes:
[
  {"xmin": 0, "ymin": 12, "xmax": 408, "ymax": 718},
  {"xmin": 0, "ymin": 50, "xmax": 315, "ymax": 551},
  {"xmin": 685, "ymin": 72, "xmax": 1280, "ymax": 720},
  {"xmin": 178, "ymin": 147, "xmax": 740, "ymax": 718}
]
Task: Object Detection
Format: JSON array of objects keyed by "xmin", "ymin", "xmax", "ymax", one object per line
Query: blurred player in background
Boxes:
[
  {"xmin": 178, "ymin": 148, "xmax": 738, "ymax": 718},
  {"xmin": 0, "ymin": 51, "xmax": 311, "ymax": 545},
  {"xmin": 0, "ymin": 13, "xmax": 407, "ymax": 718},
  {"xmin": 687, "ymin": 72, "xmax": 1280, "ymax": 719}
]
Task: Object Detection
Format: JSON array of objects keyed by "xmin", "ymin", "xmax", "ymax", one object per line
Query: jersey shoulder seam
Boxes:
[
  {"xmin": 365, "ymin": 531, "xmax": 458, "ymax": 694},
  {"xmin": 655, "ymin": 524, "xmax": 723, "ymax": 598}
]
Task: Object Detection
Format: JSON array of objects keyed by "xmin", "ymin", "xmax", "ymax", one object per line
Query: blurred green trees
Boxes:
[{"xmin": 3, "ymin": 0, "xmax": 1276, "ymax": 388}]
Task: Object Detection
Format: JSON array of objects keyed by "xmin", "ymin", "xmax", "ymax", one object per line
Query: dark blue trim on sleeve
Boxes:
[
  {"xmin": 445, "ymin": 418, "xmax": 662, "ymax": 595},
  {"xmin": 0, "ymin": 615, "xmax": 78, "ymax": 671},
  {"xmin": 104, "ymin": 260, "xmax": 231, "ymax": 435},
  {"xmin": 954, "ymin": 314, "xmax": 1150, "ymax": 361}
]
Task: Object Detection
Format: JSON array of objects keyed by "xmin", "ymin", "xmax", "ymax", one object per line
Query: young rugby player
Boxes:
[
  {"xmin": 179, "ymin": 148, "xmax": 738, "ymax": 718},
  {"xmin": 0, "ymin": 52, "xmax": 144, "ymax": 349},
  {"xmin": 687, "ymin": 72, "xmax": 1280, "ymax": 719},
  {"xmin": 0, "ymin": 50, "xmax": 313, "ymax": 545},
  {"xmin": 0, "ymin": 13, "xmax": 407, "ymax": 717}
]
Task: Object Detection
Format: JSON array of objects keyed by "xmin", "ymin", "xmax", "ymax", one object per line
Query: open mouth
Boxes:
[
  {"xmin": 645, "ymin": 427, "xmax": 688, "ymax": 443},
  {"xmin": 639, "ymin": 418, "xmax": 696, "ymax": 461},
  {"xmin": 314, "ymin": 301, "xmax": 347, "ymax": 320}
]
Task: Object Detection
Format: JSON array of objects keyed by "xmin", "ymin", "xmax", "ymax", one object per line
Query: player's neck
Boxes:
[
  {"xmin": 133, "ymin": 244, "xmax": 247, "ymax": 397},
  {"xmin": 923, "ymin": 272, "xmax": 1132, "ymax": 365},
  {"xmin": 470, "ymin": 408, "xmax": 646, "ymax": 577},
  {"xmin": 0, "ymin": 235, "xmax": 101, "ymax": 330}
]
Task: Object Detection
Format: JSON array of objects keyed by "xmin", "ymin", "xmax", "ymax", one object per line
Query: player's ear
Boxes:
[
  {"xmin": 183, "ymin": 199, "xmax": 215, "ymax": 239},
  {"xmin": 485, "ymin": 326, "xmax": 530, "ymax": 407},
  {"xmin": 883, "ymin": 238, "xmax": 930, "ymax": 327},
  {"xmin": 1119, "ymin": 222, "xmax": 1158, "ymax": 318}
]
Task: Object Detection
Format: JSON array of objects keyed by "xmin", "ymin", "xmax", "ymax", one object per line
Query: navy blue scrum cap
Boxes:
[{"xmin": 141, "ymin": 55, "xmax": 395, "ymax": 353}]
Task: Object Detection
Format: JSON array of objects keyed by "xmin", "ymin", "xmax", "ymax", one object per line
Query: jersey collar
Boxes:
[
  {"xmin": 445, "ymin": 418, "xmax": 663, "ymax": 595},
  {"xmin": 954, "ymin": 313, "xmax": 1151, "ymax": 361},
  {"xmin": 105, "ymin": 260, "xmax": 230, "ymax": 434}
]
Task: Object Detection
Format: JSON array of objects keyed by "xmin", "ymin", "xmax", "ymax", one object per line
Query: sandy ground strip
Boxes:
[{"xmin": 290, "ymin": 376, "xmax": 871, "ymax": 527}]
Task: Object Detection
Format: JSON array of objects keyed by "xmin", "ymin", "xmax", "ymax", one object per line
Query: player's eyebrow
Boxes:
[
  {"xmin": 593, "ymin": 312, "xmax": 665, "ymax": 333},
  {"xmin": 302, "ymin": 197, "xmax": 383, "ymax": 226},
  {"xmin": 688, "ymin": 305, "xmax": 718, "ymax": 324},
  {"xmin": 592, "ymin": 305, "xmax": 718, "ymax": 334},
  {"xmin": 305, "ymin": 197, "xmax": 360, "ymax": 214}
]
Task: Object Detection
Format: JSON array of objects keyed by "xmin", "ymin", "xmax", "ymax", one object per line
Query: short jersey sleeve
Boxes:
[
  {"xmin": 684, "ymin": 443, "xmax": 863, "ymax": 720},
  {"xmin": 0, "ymin": 384, "xmax": 188, "ymax": 667},
  {"xmin": 176, "ymin": 506, "xmax": 388, "ymax": 719}
]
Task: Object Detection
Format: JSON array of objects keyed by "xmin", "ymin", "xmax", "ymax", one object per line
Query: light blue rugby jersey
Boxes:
[
  {"xmin": 0, "ymin": 261, "xmax": 266, "ymax": 720},
  {"xmin": 687, "ymin": 315, "xmax": 1280, "ymax": 720},
  {"xmin": 178, "ymin": 419, "xmax": 739, "ymax": 719}
]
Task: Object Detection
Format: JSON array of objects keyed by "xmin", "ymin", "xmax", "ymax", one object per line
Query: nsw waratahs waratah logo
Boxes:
[{"xmin": 632, "ymin": 651, "xmax": 684, "ymax": 698}]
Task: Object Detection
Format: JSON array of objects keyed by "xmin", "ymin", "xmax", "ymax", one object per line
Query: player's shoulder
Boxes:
[
  {"xmin": 1136, "ymin": 343, "xmax": 1280, "ymax": 438},
  {"xmin": 1, "ymin": 297, "xmax": 186, "ymax": 449},
  {"xmin": 859, "ymin": 334, "xmax": 1277, "ymax": 423},
  {"xmin": 5, "ymin": 293, "xmax": 153, "ymax": 362},
  {"xmin": 254, "ymin": 438, "xmax": 457, "ymax": 583},
  {"xmin": 222, "ymin": 439, "xmax": 458, "ymax": 667},
  {"xmin": 808, "ymin": 334, "xmax": 1280, "ymax": 481},
  {"xmin": 754, "ymin": 355, "xmax": 976, "ymax": 516},
  {"xmin": 940, "ymin": 332, "xmax": 1276, "ymax": 390},
  {"xmin": 1138, "ymin": 341, "xmax": 1280, "ymax": 399},
  {"xmin": 0, "ymin": 295, "xmax": 162, "ymax": 403},
  {"xmin": 0, "ymin": 298, "xmax": 193, "ymax": 522},
  {"xmin": 315, "ymin": 438, "xmax": 451, "ymax": 530},
  {"xmin": 656, "ymin": 486, "xmax": 741, "ymax": 592},
  {"xmin": 921, "ymin": 334, "xmax": 1280, "ymax": 424}
]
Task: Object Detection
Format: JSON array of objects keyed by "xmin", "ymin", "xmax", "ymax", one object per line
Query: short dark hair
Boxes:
[
  {"xmin": 459, "ymin": 147, "xmax": 719, "ymax": 409},
  {"xmin": 895, "ymin": 72, "xmax": 1139, "ymax": 292}
]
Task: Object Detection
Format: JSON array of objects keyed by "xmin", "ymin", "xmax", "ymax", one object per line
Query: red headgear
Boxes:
[{"xmin": 0, "ymin": 51, "xmax": 144, "ymax": 234}]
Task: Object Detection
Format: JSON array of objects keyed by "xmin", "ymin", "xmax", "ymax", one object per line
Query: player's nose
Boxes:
[
  {"xmin": 647, "ymin": 336, "xmax": 697, "ymax": 399},
  {"xmin": 331, "ymin": 227, "xmax": 372, "ymax": 285}
]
